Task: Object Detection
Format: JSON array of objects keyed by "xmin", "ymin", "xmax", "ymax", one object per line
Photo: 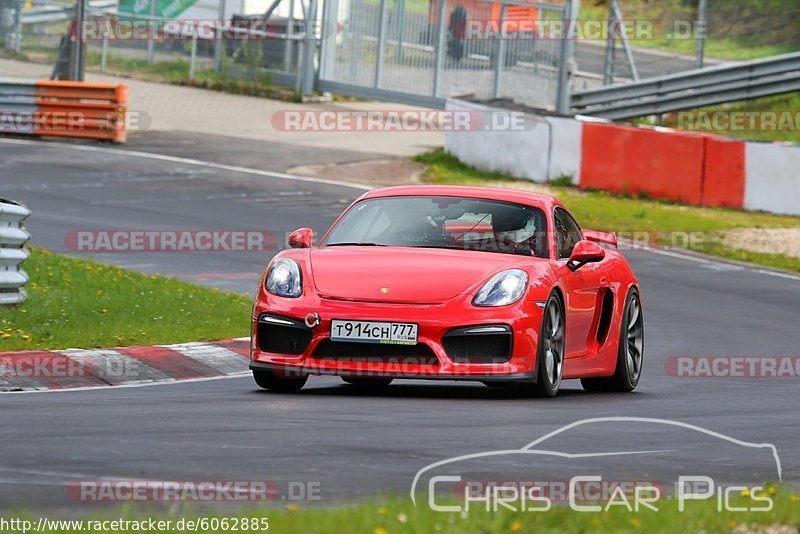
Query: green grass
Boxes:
[
  {"xmin": 0, "ymin": 248, "xmax": 251, "ymax": 352},
  {"xmin": 10, "ymin": 487, "xmax": 800, "ymax": 533},
  {"xmin": 579, "ymin": 2, "xmax": 796, "ymax": 61},
  {"xmin": 4, "ymin": 37, "xmax": 299, "ymax": 102},
  {"xmin": 654, "ymin": 92, "xmax": 800, "ymax": 145},
  {"xmin": 82, "ymin": 52, "xmax": 301, "ymax": 102},
  {"xmin": 414, "ymin": 150, "xmax": 800, "ymax": 272},
  {"xmin": 628, "ymin": 36, "xmax": 794, "ymax": 62}
]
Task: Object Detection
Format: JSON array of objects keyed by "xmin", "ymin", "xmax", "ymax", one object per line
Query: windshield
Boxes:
[{"xmin": 323, "ymin": 196, "xmax": 549, "ymax": 258}]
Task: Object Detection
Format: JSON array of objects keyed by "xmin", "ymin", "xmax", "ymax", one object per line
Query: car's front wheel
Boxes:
[
  {"xmin": 253, "ymin": 369, "xmax": 308, "ymax": 393},
  {"xmin": 526, "ymin": 291, "xmax": 565, "ymax": 398},
  {"xmin": 581, "ymin": 287, "xmax": 644, "ymax": 393}
]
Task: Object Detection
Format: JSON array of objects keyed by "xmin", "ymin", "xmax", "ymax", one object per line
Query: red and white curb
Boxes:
[{"xmin": 0, "ymin": 338, "xmax": 250, "ymax": 392}]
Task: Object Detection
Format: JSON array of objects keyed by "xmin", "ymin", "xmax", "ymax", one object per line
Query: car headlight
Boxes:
[
  {"xmin": 473, "ymin": 269, "xmax": 528, "ymax": 307},
  {"xmin": 265, "ymin": 259, "xmax": 302, "ymax": 298}
]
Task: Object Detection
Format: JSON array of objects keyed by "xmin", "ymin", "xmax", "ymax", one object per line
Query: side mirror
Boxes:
[
  {"xmin": 288, "ymin": 228, "xmax": 313, "ymax": 249},
  {"xmin": 567, "ymin": 240, "xmax": 605, "ymax": 271}
]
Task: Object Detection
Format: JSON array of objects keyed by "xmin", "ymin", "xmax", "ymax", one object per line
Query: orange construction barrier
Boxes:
[{"xmin": 32, "ymin": 81, "xmax": 128, "ymax": 143}]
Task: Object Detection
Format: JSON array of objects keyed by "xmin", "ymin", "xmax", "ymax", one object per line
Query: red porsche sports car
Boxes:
[{"xmin": 249, "ymin": 185, "xmax": 643, "ymax": 397}]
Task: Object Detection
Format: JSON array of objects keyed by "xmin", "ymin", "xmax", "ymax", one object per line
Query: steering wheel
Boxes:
[{"xmin": 511, "ymin": 234, "xmax": 541, "ymax": 256}]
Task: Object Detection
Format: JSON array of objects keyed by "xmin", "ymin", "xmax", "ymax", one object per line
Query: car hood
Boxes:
[{"xmin": 310, "ymin": 247, "xmax": 530, "ymax": 303}]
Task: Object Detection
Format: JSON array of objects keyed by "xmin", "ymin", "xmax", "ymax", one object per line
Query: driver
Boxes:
[{"xmin": 492, "ymin": 210, "xmax": 543, "ymax": 256}]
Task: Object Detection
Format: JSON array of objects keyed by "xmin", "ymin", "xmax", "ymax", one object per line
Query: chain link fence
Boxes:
[
  {"xmin": 3, "ymin": 0, "xmax": 307, "ymax": 85},
  {"xmin": 321, "ymin": 0, "xmax": 568, "ymax": 109},
  {"xmin": 0, "ymin": 0, "xmax": 23, "ymax": 51},
  {"xmin": 3, "ymin": 0, "xmax": 797, "ymax": 110}
]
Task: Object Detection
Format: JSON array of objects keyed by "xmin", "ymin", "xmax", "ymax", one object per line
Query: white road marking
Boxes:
[
  {"xmin": 620, "ymin": 238, "xmax": 800, "ymax": 282},
  {"xmin": 0, "ymin": 372, "xmax": 250, "ymax": 395},
  {"xmin": 0, "ymin": 138, "xmax": 373, "ymax": 191},
  {"xmin": 3, "ymin": 136, "xmax": 797, "ymax": 281}
]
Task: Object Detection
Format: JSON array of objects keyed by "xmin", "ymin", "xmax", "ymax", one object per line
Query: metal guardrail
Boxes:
[
  {"xmin": 570, "ymin": 52, "xmax": 800, "ymax": 120},
  {"xmin": 0, "ymin": 198, "xmax": 31, "ymax": 306}
]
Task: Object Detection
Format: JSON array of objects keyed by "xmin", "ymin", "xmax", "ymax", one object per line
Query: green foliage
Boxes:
[
  {"xmin": 9, "ymin": 486, "xmax": 799, "ymax": 533},
  {"xmin": 657, "ymin": 92, "xmax": 800, "ymax": 145},
  {"xmin": 580, "ymin": 0, "xmax": 798, "ymax": 60}
]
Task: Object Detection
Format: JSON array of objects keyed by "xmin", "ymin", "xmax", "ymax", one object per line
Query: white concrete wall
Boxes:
[
  {"xmin": 745, "ymin": 142, "xmax": 800, "ymax": 216},
  {"xmin": 446, "ymin": 100, "xmax": 800, "ymax": 218},
  {"xmin": 444, "ymin": 100, "xmax": 550, "ymax": 183},
  {"xmin": 546, "ymin": 115, "xmax": 582, "ymax": 185},
  {"xmin": 444, "ymin": 99, "xmax": 583, "ymax": 184}
]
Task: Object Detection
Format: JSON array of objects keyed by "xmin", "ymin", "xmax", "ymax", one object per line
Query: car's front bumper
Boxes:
[{"xmin": 250, "ymin": 292, "xmax": 543, "ymax": 381}]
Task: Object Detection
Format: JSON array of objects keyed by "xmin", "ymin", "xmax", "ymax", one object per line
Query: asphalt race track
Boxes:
[{"xmin": 1, "ymin": 138, "xmax": 799, "ymax": 513}]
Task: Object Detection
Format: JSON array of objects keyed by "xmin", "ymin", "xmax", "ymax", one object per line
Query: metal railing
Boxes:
[
  {"xmin": 570, "ymin": 51, "xmax": 800, "ymax": 120},
  {"xmin": 0, "ymin": 198, "xmax": 31, "ymax": 306}
]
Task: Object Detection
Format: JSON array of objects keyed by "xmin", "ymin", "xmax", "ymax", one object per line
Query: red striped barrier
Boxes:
[
  {"xmin": 115, "ymin": 345, "xmax": 223, "ymax": 379},
  {"xmin": 447, "ymin": 100, "xmax": 800, "ymax": 215},
  {"xmin": 0, "ymin": 339, "xmax": 249, "ymax": 392}
]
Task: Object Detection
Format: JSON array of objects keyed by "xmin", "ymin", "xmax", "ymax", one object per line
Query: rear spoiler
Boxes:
[{"xmin": 583, "ymin": 229, "xmax": 618, "ymax": 248}]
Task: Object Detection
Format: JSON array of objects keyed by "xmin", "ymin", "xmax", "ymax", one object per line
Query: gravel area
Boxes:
[
  {"xmin": 722, "ymin": 228, "xmax": 800, "ymax": 258},
  {"xmin": 289, "ymin": 158, "xmax": 555, "ymax": 193},
  {"xmin": 288, "ymin": 158, "xmax": 428, "ymax": 187}
]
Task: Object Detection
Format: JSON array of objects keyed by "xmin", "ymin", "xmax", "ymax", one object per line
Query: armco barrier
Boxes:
[
  {"xmin": 0, "ymin": 199, "xmax": 31, "ymax": 306},
  {"xmin": 445, "ymin": 99, "xmax": 800, "ymax": 217},
  {"xmin": 0, "ymin": 79, "xmax": 128, "ymax": 143}
]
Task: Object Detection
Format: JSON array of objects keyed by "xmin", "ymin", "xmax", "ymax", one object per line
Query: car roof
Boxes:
[{"xmin": 360, "ymin": 185, "xmax": 562, "ymax": 211}]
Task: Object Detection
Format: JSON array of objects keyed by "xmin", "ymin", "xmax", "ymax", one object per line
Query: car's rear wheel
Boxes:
[
  {"xmin": 581, "ymin": 287, "xmax": 644, "ymax": 393},
  {"xmin": 341, "ymin": 377, "xmax": 394, "ymax": 388},
  {"xmin": 526, "ymin": 291, "xmax": 564, "ymax": 398},
  {"xmin": 253, "ymin": 369, "xmax": 308, "ymax": 393}
]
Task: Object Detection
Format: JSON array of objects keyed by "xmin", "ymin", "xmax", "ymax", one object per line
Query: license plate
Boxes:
[{"xmin": 330, "ymin": 319, "xmax": 418, "ymax": 345}]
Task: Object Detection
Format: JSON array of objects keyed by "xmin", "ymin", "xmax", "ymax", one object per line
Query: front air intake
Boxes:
[
  {"xmin": 257, "ymin": 314, "xmax": 313, "ymax": 355},
  {"xmin": 442, "ymin": 325, "xmax": 513, "ymax": 364}
]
